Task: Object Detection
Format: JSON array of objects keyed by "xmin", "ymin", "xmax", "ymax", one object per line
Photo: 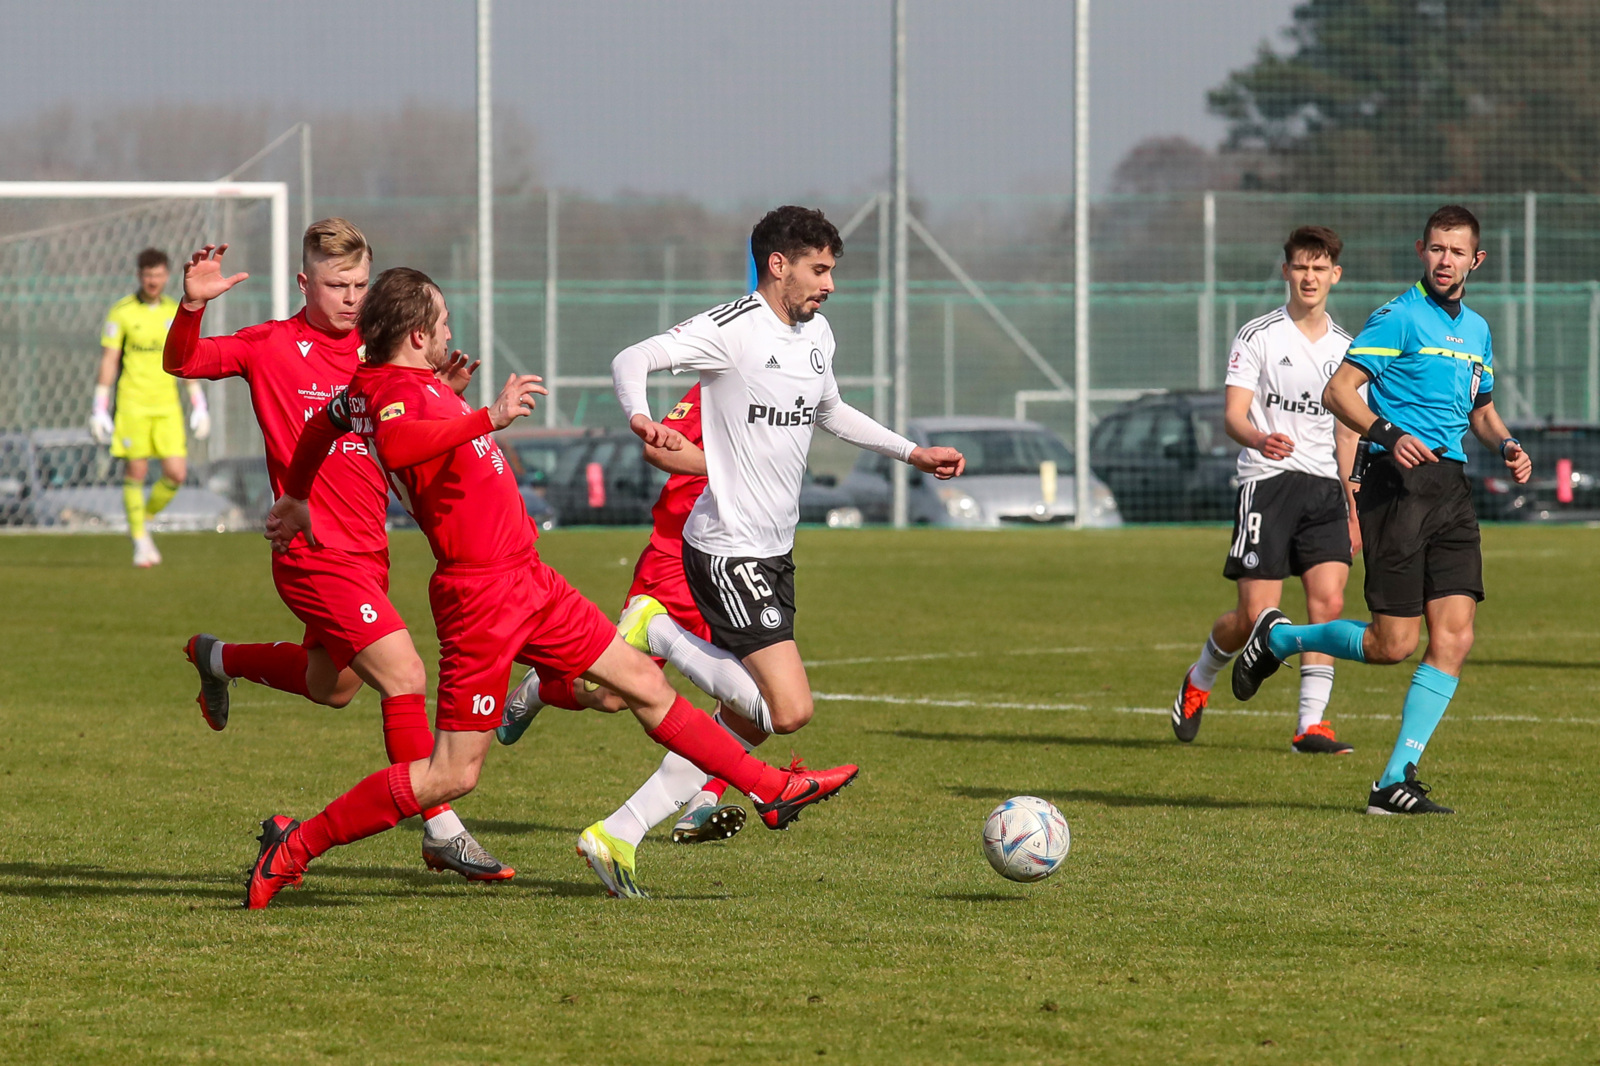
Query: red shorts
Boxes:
[
  {"xmin": 272, "ymin": 547, "xmax": 405, "ymax": 672},
  {"xmin": 429, "ymin": 549, "xmax": 616, "ymax": 732},
  {"xmin": 625, "ymin": 539, "xmax": 712, "ymax": 646}
]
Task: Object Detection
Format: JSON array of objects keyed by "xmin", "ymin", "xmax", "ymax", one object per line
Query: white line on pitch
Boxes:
[
  {"xmin": 810, "ymin": 691, "xmax": 1600, "ymax": 726},
  {"xmin": 805, "ymin": 646, "xmax": 1097, "ymax": 667}
]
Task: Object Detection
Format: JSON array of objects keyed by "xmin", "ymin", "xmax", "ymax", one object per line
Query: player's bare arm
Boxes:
[
  {"xmin": 1468, "ymin": 400, "xmax": 1531, "ymax": 484},
  {"xmin": 1334, "ymin": 420, "xmax": 1361, "ymax": 554},
  {"xmin": 1224, "ymin": 384, "xmax": 1294, "ymax": 460},
  {"xmin": 644, "ymin": 438, "xmax": 706, "ymax": 477},
  {"xmin": 1322, "ymin": 362, "xmax": 1436, "ymax": 469}
]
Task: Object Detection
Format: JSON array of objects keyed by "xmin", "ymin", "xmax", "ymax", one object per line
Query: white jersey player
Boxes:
[
  {"xmin": 577, "ymin": 206, "xmax": 964, "ymax": 897},
  {"xmin": 1173, "ymin": 225, "xmax": 1362, "ymax": 754}
]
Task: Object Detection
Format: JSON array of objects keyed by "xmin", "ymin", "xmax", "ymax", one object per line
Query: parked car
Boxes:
[
  {"xmin": 22, "ymin": 428, "xmax": 242, "ymax": 532},
  {"xmin": 1464, "ymin": 424, "xmax": 1600, "ymax": 521},
  {"xmin": 205, "ymin": 456, "xmax": 275, "ymax": 528},
  {"xmin": 842, "ymin": 416, "xmax": 1120, "ymax": 527},
  {"xmin": 1089, "ymin": 392, "xmax": 1237, "ymax": 522}
]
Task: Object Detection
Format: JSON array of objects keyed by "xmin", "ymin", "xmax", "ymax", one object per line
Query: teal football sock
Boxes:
[
  {"xmin": 1267, "ymin": 619, "xmax": 1368, "ymax": 662},
  {"xmin": 1378, "ymin": 663, "xmax": 1458, "ymax": 788}
]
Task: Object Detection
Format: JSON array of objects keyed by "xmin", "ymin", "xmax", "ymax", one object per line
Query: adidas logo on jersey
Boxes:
[
  {"xmin": 1278, "ymin": 355, "xmax": 1293, "ymax": 366},
  {"xmin": 765, "ymin": 355, "xmax": 781, "ymax": 369}
]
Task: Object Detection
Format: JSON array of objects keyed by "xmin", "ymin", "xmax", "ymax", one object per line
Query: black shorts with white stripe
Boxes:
[
  {"xmin": 1223, "ymin": 471, "xmax": 1350, "ymax": 581},
  {"xmin": 682, "ymin": 542, "xmax": 797, "ymax": 658}
]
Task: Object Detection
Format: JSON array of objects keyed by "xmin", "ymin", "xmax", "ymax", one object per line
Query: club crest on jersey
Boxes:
[
  {"xmin": 297, "ymin": 341, "xmax": 313, "ymax": 358},
  {"xmin": 667, "ymin": 401, "xmax": 694, "ymax": 421},
  {"xmin": 747, "ymin": 396, "xmax": 816, "ymax": 427},
  {"xmin": 810, "ymin": 347, "xmax": 825, "ymax": 374},
  {"xmin": 1323, "ymin": 360, "xmax": 1339, "ymax": 378},
  {"xmin": 379, "ymin": 401, "xmax": 406, "ymax": 422}
]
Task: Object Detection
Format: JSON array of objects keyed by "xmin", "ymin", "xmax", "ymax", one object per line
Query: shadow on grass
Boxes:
[
  {"xmin": 934, "ymin": 892, "xmax": 1028, "ymax": 903},
  {"xmin": 948, "ymin": 786, "xmax": 1349, "ymax": 813},
  {"xmin": 1471, "ymin": 658, "xmax": 1600, "ymax": 670},
  {"xmin": 882, "ymin": 729, "xmax": 1170, "ymax": 751},
  {"xmin": 0, "ymin": 861, "xmax": 611, "ymax": 902}
]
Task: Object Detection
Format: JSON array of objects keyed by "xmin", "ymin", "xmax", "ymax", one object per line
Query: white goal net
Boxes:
[{"xmin": 0, "ymin": 182, "xmax": 287, "ymax": 524}]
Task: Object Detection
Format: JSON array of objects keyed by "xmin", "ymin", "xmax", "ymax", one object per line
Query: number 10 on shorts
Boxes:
[{"xmin": 471, "ymin": 694, "xmax": 497, "ymax": 716}]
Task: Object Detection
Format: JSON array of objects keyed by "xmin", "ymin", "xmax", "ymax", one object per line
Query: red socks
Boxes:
[
  {"xmin": 222, "ymin": 642, "xmax": 310, "ymax": 698},
  {"xmin": 647, "ymin": 696, "xmax": 788, "ymax": 802},
  {"xmin": 291, "ymin": 763, "xmax": 421, "ymax": 865},
  {"xmin": 704, "ymin": 778, "xmax": 729, "ymax": 799},
  {"xmin": 381, "ymin": 694, "xmax": 434, "ymax": 764}
]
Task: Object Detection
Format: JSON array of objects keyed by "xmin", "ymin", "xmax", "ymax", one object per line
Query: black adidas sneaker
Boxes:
[
  {"xmin": 1231, "ymin": 607, "xmax": 1289, "ymax": 701},
  {"xmin": 1366, "ymin": 763, "xmax": 1453, "ymax": 815}
]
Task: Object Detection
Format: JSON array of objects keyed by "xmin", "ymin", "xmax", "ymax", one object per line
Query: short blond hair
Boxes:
[{"xmin": 302, "ymin": 217, "xmax": 371, "ymax": 271}]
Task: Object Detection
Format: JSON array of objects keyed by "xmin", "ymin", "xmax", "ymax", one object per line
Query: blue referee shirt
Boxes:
[{"xmin": 1342, "ymin": 281, "xmax": 1494, "ymax": 462}]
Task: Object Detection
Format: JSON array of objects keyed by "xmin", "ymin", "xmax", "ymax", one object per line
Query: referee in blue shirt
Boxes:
[{"xmin": 1230, "ymin": 205, "xmax": 1532, "ymax": 815}]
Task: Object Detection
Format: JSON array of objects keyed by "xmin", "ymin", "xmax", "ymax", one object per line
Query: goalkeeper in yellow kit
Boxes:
[{"xmin": 90, "ymin": 248, "xmax": 210, "ymax": 567}]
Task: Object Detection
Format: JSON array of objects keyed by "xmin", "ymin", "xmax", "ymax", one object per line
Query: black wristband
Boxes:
[
  {"xmin": 1499, "ymin": 437, "xmax": 1520, "ymax": 459},
  {"xmin": 1366, "ymin": 418, "xmax": 1407, "ymax": 451}
]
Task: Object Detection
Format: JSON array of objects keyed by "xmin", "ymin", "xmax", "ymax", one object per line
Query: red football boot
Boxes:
[
  {"xmin": 244, "ymin": 815, "xmax": 305, "ymax": 909},
  {"xmin": 753, "ymin": 759, "xmax": 859, "ymax": 830}
]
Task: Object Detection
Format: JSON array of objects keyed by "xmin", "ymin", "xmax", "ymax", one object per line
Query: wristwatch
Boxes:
[{"xmin": 1499, "ymin": 437, "xmax": 1521, "ymax": 459}]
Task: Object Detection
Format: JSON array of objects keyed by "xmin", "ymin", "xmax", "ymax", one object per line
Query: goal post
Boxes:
[{"xmin": 0, "ymin": 181, "xmax": 290, "ymax": 461}]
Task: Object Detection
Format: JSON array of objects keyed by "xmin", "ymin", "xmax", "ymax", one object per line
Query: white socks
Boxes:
[
  {"xmin": 424, "ymin": 808, "xmax": 466, "ymax": 840},
  {"xmin": 601, "ymin": 710, "xmax": 755, "ymax": 847},
  {"xmin": 1188, "ymin": 635, "xmax": 1236, "ymax": 692},
  {"xmin": 646, "ymin": 614, "xmax": 775, "ymax": 733},
  {"xmin": 1297, "ymin": 664, "xmax": 1335, "ymax": 732},
  {"xmin": 210, "ymin": 641, "xmax": 230, "ymax": 679}
]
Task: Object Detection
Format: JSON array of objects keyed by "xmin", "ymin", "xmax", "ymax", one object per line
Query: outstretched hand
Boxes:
[
  {"xmin": 909, "ymin": 445, "xmax": 965, "ymax": 480},
  {"xmin": 265, "ymin": 495, "xmax": 314, "ymax": 554},
  {"xmin": 181, "ymin": 244, "xmax": 249, "ymax": 309},
  {"xmin": 435, "ymin": 350, "xmax": 481, "ymax": 397},
  {"xmin": 488, "ymin": 373, "xmax": 547, "ymax": 429},
  {"xmin": 629, "ymin": 412, "xmax": 687, "ymax": 451}
]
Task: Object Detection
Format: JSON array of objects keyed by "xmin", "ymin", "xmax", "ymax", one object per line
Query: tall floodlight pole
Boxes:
[
  {"xmin": 890, "ymin": 0, "xmax": 910, "ymax": 528},
  {"xmin": 545, "ymin": 189, "xmax": 560, "ymax": 426},
  {"xmin": 476, "ymin": 0, "xmax": 495, "ymax": 408},
  {"xmin": 1072, "ymin": 0, "xmax": 1092, "ymax": 529}
]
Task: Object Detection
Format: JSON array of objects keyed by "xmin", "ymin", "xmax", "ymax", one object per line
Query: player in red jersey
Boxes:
[
  {"xmin": 495, "ymin": 384, "xmax": 777, "ymax": 895},
  {"xmin": 243, "ymin": 268, "xmax": 859, "ymax": 909},
  {"xmin": 162, "ymin": 220, "xmax": 511, "ymax": 882}
]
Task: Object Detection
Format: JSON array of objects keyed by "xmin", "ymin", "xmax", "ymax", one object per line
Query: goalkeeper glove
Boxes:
[
  {"xmin": 90, "ymin": 384, "xmax": 115, "ymax": 444},
  {"xmin": 189, "ymin": 388, "xmax": 211, "ymax": 440}
]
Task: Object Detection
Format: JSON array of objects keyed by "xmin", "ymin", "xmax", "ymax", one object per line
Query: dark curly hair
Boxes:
[
  {"xmin": 750, "ymin": 206, "xmax": 843, "ymax": 280},
  {"xmin": 358, "ymin": 267, "xmax": 440, "ymax": 365}
]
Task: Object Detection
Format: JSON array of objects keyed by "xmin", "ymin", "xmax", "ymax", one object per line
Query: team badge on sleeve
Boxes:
[
  {"xmin": 379, "ymin": 402, "xmax": 406, "ymax": 422},
  {"xmin": 667, "ymin": 401, "xmax": 694, "ymax": 421}
]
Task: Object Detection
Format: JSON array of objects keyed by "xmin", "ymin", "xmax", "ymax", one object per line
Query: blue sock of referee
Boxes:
[
  {"xmin": 1267, "ymin": 619, "xmax": 1368, "ymax": 662},
  {"xmin": 1378, "ymin": 663, "xmax": 1458, "ymax": 788}
]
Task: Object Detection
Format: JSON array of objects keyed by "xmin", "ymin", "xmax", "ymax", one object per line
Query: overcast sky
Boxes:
[{"xmin": 0, "ymin": 0, "xmax": 1298, "ymax": 201}]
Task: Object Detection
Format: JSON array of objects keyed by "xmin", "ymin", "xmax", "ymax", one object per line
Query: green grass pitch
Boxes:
[{"xmin": 2, "ymin": 525, "xmax": 1598, "ymax": 1064}]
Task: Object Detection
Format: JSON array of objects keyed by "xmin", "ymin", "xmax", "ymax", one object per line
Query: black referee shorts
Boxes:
[
  {"xmin": 1223, "ymin": 472, "xmax": 1351, "ymax": 581},
  {"xmin": 682, "ymin": 542, "xmax": 797, "ymax": 659},
  {"xmin": 1356, "ymin": 455, "xmax": 1484, "ymax": 618}
]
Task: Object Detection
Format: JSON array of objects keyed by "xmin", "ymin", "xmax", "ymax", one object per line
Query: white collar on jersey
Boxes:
[{"xmin": 749, "ymin": 289, "xmax": 809, "ymax": 334}]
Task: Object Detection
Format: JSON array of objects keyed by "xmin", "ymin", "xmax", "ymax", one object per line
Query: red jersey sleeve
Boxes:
[
  {"xmin": 661, "ymin": 383, "xmax": 704, "ymax": 448},
  {"xmin": 375, "ymin": 408, "xmax": 495, "ymax": 470},
  {"xmin": 163, "ymin": 303, "xmax": 269, "ymax": 380}
]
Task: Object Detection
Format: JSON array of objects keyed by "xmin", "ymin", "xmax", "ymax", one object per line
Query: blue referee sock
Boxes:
[
  {"xmin": 1379, "ymin": 663, "xmax": 1459, "ymax": 788},
  {"xmin": 1267, "ymin": 619, "xmax": 1368, "ymax": 662}
]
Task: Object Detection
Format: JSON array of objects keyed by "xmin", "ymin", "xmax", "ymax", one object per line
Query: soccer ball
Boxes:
[{"xmin": 982, "ymin": 796, "xmax": 1070, "ymax": 883}]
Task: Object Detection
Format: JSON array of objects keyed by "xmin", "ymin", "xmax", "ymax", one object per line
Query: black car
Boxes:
[
  {"xmin": 1464, "ymin": 424, "xmax": 1600, "ymax": 521},
  {"xmin": 1090, "ymin": 392, "xmax": 1238, "ymax": 522}
]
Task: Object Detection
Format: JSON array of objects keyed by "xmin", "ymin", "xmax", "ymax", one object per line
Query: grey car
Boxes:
[
  {"xmin": 841, "ymin": 416, "xmax": 1121, "ymax": 528},
  {"xmin": 23, "ymin": 428, "xmax": 243, "ymax": 532}
]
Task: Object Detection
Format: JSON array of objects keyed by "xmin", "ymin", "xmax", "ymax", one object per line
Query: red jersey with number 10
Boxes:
[
  {"xmin": 648, "ymin": 383, "xmax": 707, "ymax": 557},
  {"xmin": 346, "ymin": 363, "xmax": 534, "ymax": 566},
  {"xmin": 169, "ymin": 307, "xmax": 387, "ymax": 554}
]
